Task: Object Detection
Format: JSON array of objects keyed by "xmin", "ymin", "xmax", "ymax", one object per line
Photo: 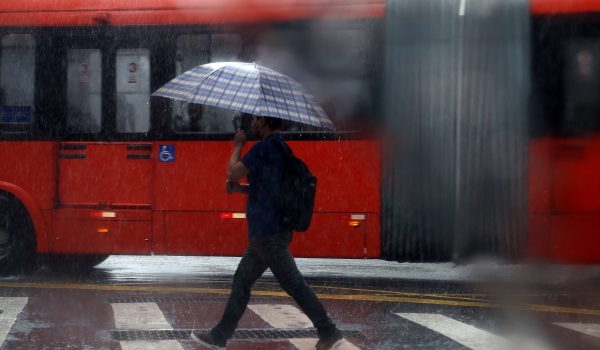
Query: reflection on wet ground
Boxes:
[{"xmin": 1, "ymin": 256, "xmax": 599, "ymax": 349}]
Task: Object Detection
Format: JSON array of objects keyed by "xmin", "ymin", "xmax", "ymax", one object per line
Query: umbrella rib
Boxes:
[
  {"xmin": 236, "ymin": 72, "xmax": 257, "ymax": 115},
  {"xmin": 158, "ymin": 66, "xmax": 211, "ymax": 101},
  {"xmin": 256, "ymin": 67, "xmax": 270, "ymax": 117},
  {"xmin": 271, "ymin": 74, "xmax": 293, "ymax": 123},
  {"xmin": 212, "ymin": 69, "xmax": 232, "ymax": 109}
]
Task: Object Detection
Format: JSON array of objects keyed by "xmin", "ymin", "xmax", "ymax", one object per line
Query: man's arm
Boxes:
[{"xmin": 227, "ymin": 130, "xmax": 249, "ymax": 181}]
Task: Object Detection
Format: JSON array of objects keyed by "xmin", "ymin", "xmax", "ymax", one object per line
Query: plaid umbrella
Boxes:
[{"xmin": 152, "ymin": 62, "xmax": 334, "ymax": 130}]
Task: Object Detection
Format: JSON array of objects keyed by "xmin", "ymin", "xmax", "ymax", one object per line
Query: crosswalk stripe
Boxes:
[
  {"xmin": 0, "ymin": 297, "xmax": 28, "ymax": 347},
  {"xmin": 555, "ymin": 323, "xmax": 600, "ymax": 338},
  {"xmin": 111, "ymin": 302, "xmax": 183, "ymax": 350},
  {"xmin": 290, "ymin": 338, "xmax": 320, "ymax": 349},
  {"xmin": 119, "ymin": 340, "xmax": 184, "ymax": 350},
  {"xmin": 249, "ymin": 304, "xmax": 360, "ymax": 350},
  {"xmin": 111, "ymin": 302, "xmax": 173, "ymax": 330},
  {"xmin": 395, "ymin": 313, "xmax": 510, "ymax": 350},
  {"xmin": 249, "ymin": 304, "xmax": 312, "ymax": 328}
]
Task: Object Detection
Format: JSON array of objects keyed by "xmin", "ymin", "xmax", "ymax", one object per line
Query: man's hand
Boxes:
[{"xmin": 233, "ymin": 130, "xmax": 246, "ymax": 149}]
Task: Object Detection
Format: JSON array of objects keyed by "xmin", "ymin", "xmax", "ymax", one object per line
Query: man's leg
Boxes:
[
  {"xmin": 211, "ymin": 243, "xmax": 267, "ymax": 342},
  {"xmin": 258, "ymin": 232, "xmax": 338, "ymax": 339}
]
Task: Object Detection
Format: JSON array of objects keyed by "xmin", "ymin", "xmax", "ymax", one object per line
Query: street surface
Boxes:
[{"xmin": 0, "ymin": 256, "xmax": 599, "ymax": 349}]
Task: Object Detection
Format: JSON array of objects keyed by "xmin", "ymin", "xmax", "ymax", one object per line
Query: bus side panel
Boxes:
[
  {"xmin": 40, "ymin": 209, "xmax": 53, "ymax": 253},
  {"xmin": 154, "ymin": 139, "xmax": 381, "ymax": 258},
  {"xmin": 293, "ymin": 140, "xmax": 381, "ymax": 214},
  {"xmin": 0, "ymin": 141, "xmax": 57, "ymax": 209},
  {"xmin": 527, "ymin": 138, "xmax": 552, "ymax": 260},
  {"xmin": 551, "ymin": 137, "xmax": 600, "ymax": 212},
  {"xmin": 528, "ymin": 138, "xmax": 552, "ymax": 214},
  {"xmin": 164, "ymin": 212, "xmax": 248, "ymax": 255},
  {"xmin": 51, "ymin": 219, "xmax": 152, "ymax": 254},
  {"xmin": 51, "ymin": 209, "xmax": 152, "ymax": 254},
  {"xmin": 290, "ymin": 213, "xmax": 367, "ymax": 258},
  {"xmin": 152, "ymin": 211, "xmax": 167, "ymax": 254},
  {"xmin": 154, "ymin": 141, "xmax": 246, "ymax": 212},
  {"xmin": 550, "ymin": 215, "xmax": 600, "ymax": 263},
  {"xmin": 528, "ymin": 136, "xmax": 600, "ymax": 263},
  {"xmin": 153, "ymin": 140, "xmax": 381, "ymax": 212},
  {"xmin": 0, "ymin": 141, "xmax": 57, "ymax": 252}
]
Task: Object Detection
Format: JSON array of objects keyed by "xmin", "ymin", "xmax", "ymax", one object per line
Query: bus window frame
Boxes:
[
  {"xmin": 0, "ymin": 19, "xmax": 382, "ymax": 142},
  {"xmin": 55, "ymin": 26, "xmax": 173, "ymax": 142},
  {"xmin": 155, "ymin": 20, "xmax": 382, "ymax": 141}
]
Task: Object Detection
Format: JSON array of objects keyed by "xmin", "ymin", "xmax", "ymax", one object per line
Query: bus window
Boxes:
[
  {"xmin": 256, "ymin": 22, "xmax": 378, "ymax": 134},
  {"xmin": 308, "ymin": 26, "xmax": 370, "ymax": 78},
  {"xmin": 66, "ymin": 49, "xmax": 102, "ymax": 133},
  {"xmin": 304, "ymin": 24, "xmax": 374, "ymax": 132},
  {"xmin": 172, "ymin": 35, "xmax": 208, "ymax": 133},
  {"xmin": 0, "ymin": 34, "xmax": 35, "ymax": 130},
  {"xmin": 176, "ymin": 34, "xmax": 209, "ymax": 73},
  {"xmin": 171, "ymin": 34, "xmax": 241, "ymax": 134},
  {"xmin": 563, "ymin": 41, "xmax": 600, "ymax": 136},
  {"xmin": 211, "ymin": 33, "xmax": 242, "ymax": 62},
  {"xmin": 116, "ymin": 49, "xmax": 150, "ymax": 133}
]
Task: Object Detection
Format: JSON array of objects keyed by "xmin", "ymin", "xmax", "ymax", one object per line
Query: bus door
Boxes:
[
  {"xmin": 548, "ymin": 41, "xmax": 600, "ymax": 261},
  {"xmin": 550, "ymin": 137, "xmax": 600, "ymax": 262},
  {"xmin": 55, "ymin": 48, "xmax": 153, "ymax": 254}
]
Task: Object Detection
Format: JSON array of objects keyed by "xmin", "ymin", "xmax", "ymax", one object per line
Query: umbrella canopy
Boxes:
[{"xmin": 152, "ymin": 62, "xmax": 334, "ymax": 130}]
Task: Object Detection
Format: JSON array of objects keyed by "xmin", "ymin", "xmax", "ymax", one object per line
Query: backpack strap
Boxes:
[{"xmin": 265, "ymin": 134, "xmax": 292, "ymax": 227}]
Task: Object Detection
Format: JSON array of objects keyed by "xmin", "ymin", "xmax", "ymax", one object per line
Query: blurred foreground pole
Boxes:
[{"xmin": 382, "ymin": 0, "xmax": 530, "ymax": 261}]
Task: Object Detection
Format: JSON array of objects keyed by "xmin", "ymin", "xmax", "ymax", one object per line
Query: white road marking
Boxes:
[
  {"xmin": 395, "ymin": 313, "xmax": 510, "ymax": 350},
  {"xmin": 0, "ymin": 297, "xmax": 28, "ymax": 347},
  {"xmin": 290, "ymin": 338, "xmax": 318, "ymax": 349},
  {"xmin": 111, "ymin": 302, "xmax": 183, "ymax": 350},
  {"xmin": 120, "ymin": 340, "xmax": 184, "ymax": 350},
  {"xmin": 555, "ymin": 323, "xmax": 600, "ymax": 338},
  {"xmin": 111, "ymin": 302, "xmax": 173, "ymax": 330},
  {"xmin": 249, "ymin": 304, "xmax": 312, "ymax": 328},
  {"xmin": 249, "ymin": 304, "xmax": 360, "ymax": 350}
]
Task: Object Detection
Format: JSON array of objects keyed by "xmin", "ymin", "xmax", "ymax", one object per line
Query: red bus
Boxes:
[
  {"xmin": 2, "ymin": 0, "xmax": 600, "ymax": 273},
  {"xmin": 528, "ymin": 0, "xmax": 600, "ymax": 263},
  {"xmin": 0, "ymin": 0, "xmax": 384, "ymax": 272}
]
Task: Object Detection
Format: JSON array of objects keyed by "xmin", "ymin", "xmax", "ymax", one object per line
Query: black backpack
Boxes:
[{"xmin": 270, "ymin": 137, "xmax": 317, "ymax": 232}]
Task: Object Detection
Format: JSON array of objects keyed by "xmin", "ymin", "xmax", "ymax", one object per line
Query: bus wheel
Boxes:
[
  {"xmin": 42, "ymin": 254, "xmax": 110, "ymax": 273},
  {"xmin": 0, "ymin": 192, "xmax": 37, "ymax": 275}
]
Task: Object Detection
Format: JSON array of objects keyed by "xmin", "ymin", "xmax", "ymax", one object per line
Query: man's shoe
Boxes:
[
  {"xmin": 315, "ymin": 330, "xmax": 344, "ymax": 350},
  {"xmin": 190, "ymin": 330, "xmax": 226, "ymax": 350}
]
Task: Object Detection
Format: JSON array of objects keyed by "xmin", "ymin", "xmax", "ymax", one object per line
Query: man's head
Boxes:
[{"xmin": 250, "ymin": 116, "xmax": 282, "ymax": 138}]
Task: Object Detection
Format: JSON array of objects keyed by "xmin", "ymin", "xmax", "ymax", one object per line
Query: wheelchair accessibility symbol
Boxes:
[{"xmin": 159, "ymin": 144, "xmax": 175, "ymax": 162}]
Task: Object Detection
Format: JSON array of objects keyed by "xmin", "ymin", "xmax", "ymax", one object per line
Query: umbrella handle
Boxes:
[
  {"xmin": 232, "ymin": 116, "xmax": 242, "ymax": 131},
  {"xmin": 233, "ymin": 113, "xmax": 253, "ymax": 133}
]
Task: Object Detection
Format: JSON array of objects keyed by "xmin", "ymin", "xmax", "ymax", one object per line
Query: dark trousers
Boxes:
[{"xmin": 211, "ymin": 231, "xmax": 337, "ymax": 342}]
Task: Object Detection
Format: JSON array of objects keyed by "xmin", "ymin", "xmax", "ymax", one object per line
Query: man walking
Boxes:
[{"xmin": 191, "ymin": 115, "xmax": 343, "ymax": 350}]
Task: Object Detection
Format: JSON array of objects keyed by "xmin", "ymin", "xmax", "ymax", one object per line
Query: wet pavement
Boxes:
[{"xmin": 1, "ymin": 256, "xmax": 599, "ymax": 349}]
